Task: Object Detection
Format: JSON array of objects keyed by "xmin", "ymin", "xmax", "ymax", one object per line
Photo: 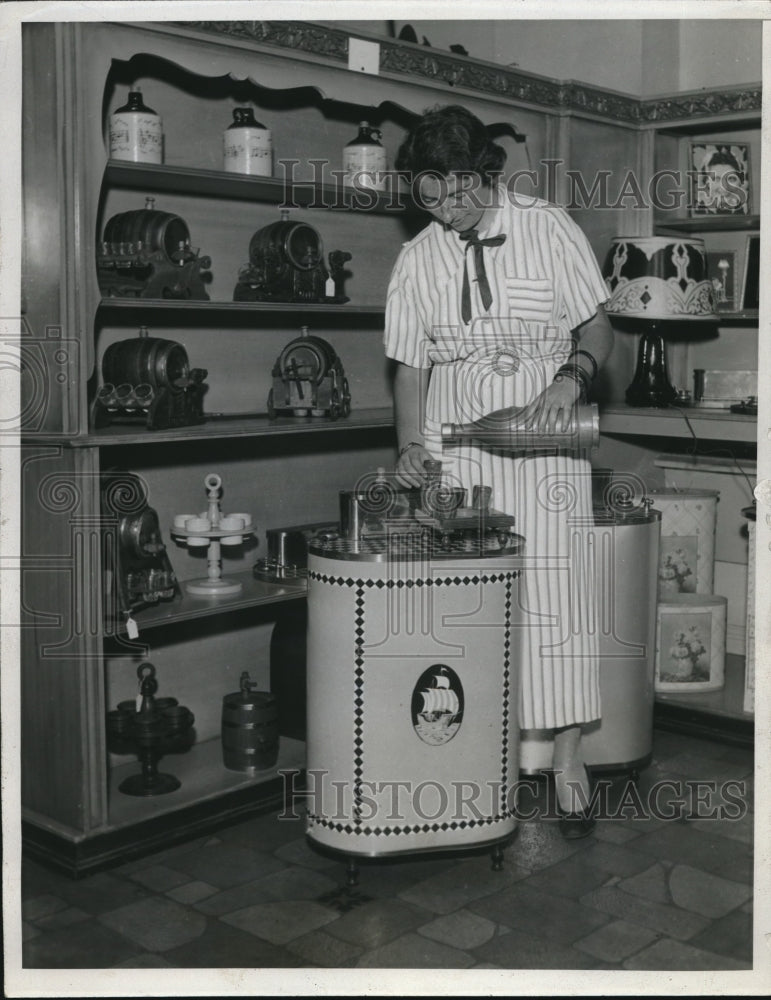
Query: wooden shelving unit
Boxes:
[
  {"xmin": 599, "ymin": 404, "xmax": 757, "ymax": 444},
  {"xmin": 654, "ymin": 213, "xmax": 760, "ymax": 234},
  {"xmin": 96, "ymin": 299, "xmax": 387, "ymax": 317},
  {"xmin": 23, "ymin": 737, "xmax": 306, "ymax": 876},
  {"xmin": 107, "ymin": 735, "xmax": 306, "ymax": 827},
  {"xmin": 608, "ymin": 107, "xmax": 761, "ymax": 744},
  {"xmin": 106, "ymin": 569, "xmax": 307, "ymax": 636},
  {"xmin": 104, "ymin": 159, "xmax": 411, "ymax": 213},
  {"xmin": 21, "ymin": 20, "xmax": 409, "ymax": 874},
  {"xmin": 47, "ymin": 407, "xmax": 395, "ymax": 448}
]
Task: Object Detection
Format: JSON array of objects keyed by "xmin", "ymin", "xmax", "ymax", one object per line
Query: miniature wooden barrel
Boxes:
[
  {"xmin": 221, "ymin": 688, "xmax": 280, "ymax": 772},
  {"xmin": 102, "ymin": 336, "xmax": 190, "ymax": 389},
  {"xmin": 249, "ymin": 220, "xmax": 323, "ymax": 271},
  {"xmin": 103, "ymin": 208, "xmax": 191, "ymax": 259},
  {"xmin": 276, "ymin": 334, "xmax": 338, "ymax": 383}
]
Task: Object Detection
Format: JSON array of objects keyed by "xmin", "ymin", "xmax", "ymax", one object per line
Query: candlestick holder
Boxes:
[
  {"xmin": 106, "ymin": 662, "xmax": 195, "ymax": 796},
  {"xmin": 171, "ymin": 472, "xmax": 255, "ymax": 596}
]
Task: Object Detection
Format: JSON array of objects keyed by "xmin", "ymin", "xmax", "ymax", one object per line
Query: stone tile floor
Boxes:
[{"xmin": 20, "ymin": 729, "xmax": 754, "ymax": 972}]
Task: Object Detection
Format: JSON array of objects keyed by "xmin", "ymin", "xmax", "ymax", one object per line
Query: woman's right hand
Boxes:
[{"xmin": 395, "ymin": 442, "xmax": 433, "ymax": 488}]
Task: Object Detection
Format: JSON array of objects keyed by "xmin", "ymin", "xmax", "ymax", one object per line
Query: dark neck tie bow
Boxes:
[{"xmin": 458, "ymin": 228, "xmax": 506, "ymax": 324}]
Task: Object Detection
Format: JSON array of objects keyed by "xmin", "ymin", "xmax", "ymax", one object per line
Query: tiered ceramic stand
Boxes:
[{"xmin": 171, "ymin": 473, "xmax": 255, "ymax": 597}]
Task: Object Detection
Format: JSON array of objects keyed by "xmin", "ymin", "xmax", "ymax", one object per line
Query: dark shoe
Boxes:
[
  {"xmin": 558, "ymin": 811, "xmax": 596, "ymax": 840},
  {"xmin": 554, "ymin": 765, "xmax": 596, "ymax": 839}
]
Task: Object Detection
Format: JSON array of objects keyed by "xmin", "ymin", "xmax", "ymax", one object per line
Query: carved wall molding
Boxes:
[
  {"xmin": 176, "ymin": 20, "xmax": 761, "ymax": 125},
  {"xmin": 176, "ymin": 20, "xmax": 350, "ymax": 63},
  {"xmin": 639, "ymin": 88, "xmax": 763, "ymax": 123}
]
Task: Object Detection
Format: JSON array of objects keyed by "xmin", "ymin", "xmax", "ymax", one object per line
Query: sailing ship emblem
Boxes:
[{"xmin": 411, "ymin": 664, "xmax": 464, "ymax": 745}]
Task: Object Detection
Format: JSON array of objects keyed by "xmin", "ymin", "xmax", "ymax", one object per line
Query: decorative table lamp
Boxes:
[{"xmin": 602, "ymin": 236, "xmax": 718, "ymax": 407}]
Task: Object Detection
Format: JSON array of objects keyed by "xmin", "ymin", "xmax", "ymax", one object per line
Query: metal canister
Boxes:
[
  {"xmin": 221, "ymin": 671, "xmax": 279, "ymax": 772},
  {"xmin": 102, "ymin": 328, "xmax": 190, "ymax": 389},
  {"xmin": 343, "ymin": 121, "xmax": 387, "ymax": 190},
  {"xmin": 305, "ymin": 528, "xmax": 523, "ymax": 857},
  {"xmin": 441, "ymin": 403, "xmax": 599, "ymax": 452},
  {"xmin": 109, "ymin": 89, "xmax": 163, "ymax": 164},
  {"xmin": 223, "ymin": 107, "xmax": 273, "ymax": 176},
  {"xmin": 520, "ymin": 495, "xmax": 662, "ymax": 774}
]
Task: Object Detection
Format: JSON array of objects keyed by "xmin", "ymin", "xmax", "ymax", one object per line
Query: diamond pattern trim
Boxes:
[
  {"xmin": 309, "ymin": 570, "xmax": 520, "ymax": 837},
  {"xmin": 308, "ymin": 572, "xmax": 519, "ymax": 588},
  {"xmin": 306, "ymin": 811, "xmax": 518, "ymax": 835},
  {"xmin": 352, "ymin": 585, "xmax": 365, "ymax": 825},
  {"xmin": 500, "ymin": 575, "xmax": 513, "ymax": 815}
]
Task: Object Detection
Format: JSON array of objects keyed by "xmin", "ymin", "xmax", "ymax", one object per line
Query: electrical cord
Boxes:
[{"xmin": 667, "ymin": 402, "xmax": 756, "ymax": 502}]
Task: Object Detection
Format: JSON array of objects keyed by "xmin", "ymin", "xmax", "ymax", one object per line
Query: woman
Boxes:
[{"xmin": 384, "ymin": 105, "xmax": 614, "ymax": 838}]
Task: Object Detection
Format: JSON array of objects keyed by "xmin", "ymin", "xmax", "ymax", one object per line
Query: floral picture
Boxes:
[
  {"xmin": 689, "ymin": 142, "xmax": 751, "ymax": 216},
  {"xmin": 658, "ymin": 536, "xmax": 697, "ymax": 596},
  {"xmin": 658, "ymin": 611, "xmax": 713, "ymax": 684}
]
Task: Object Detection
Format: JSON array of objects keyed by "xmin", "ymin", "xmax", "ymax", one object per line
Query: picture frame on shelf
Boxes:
[
  {"xmin": 689, "ymin": 141, "xmax": 751, "ymax": 217},
  {"xmin": 705, "ymin": 250, "xmax": 738, "ymax": 313},
  {"xmin": 654, "ymin": 598, "xmax": 726, "ymax": 694},
  {"xmin": 741, "ymin": 234, "xmax": 760, "ymax": 311}
]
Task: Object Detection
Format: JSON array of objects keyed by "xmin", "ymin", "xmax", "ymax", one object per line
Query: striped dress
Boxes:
[{"xmin": 384, "ymin": 191, "xmax": 609, "ymax": 730}]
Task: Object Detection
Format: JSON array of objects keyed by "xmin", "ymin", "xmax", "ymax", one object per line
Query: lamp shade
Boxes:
[{"xmin": 602, "ymin": 236, "xmax": 718, "ymax": 321}]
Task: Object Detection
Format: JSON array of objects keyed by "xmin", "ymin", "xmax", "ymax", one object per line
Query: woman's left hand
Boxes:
[{"xmin": 520, "ymin": 378, "xmax": 581, "ymax": 434}]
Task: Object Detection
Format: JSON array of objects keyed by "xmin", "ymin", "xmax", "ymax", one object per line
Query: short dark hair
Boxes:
[
  {"xmin": 705, "ymin": 149, "xmax": 742, "ymax": 173},
  {"xmin": 395, "ymin": 105, "xmax": 506, "ymax": 185}
]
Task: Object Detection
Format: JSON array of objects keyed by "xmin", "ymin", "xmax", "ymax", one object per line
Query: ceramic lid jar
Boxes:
[
  {"xmin": 343, "ymin": 121, "xmax": 387, "ymax": 191},
  {"xmin": 109, "ymin": 89, "xmax": 163, "ymax": 164},
  {"xmin": 223, "ymin": 107, "xmax": 273, "ymax": 176}
]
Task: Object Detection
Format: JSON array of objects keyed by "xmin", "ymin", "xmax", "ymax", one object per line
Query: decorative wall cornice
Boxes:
[
  {"xmin": 176, "ymin": 20, "xmax": 761, "ymax": 126},
  {"xmin": 560, "ymin": 82, "xmax": 643, "ymax": 124},
  {"xmin": 639, "ymin": 88, "xmax": 763, "ymax": 123},
  {"xmin": 379, "ymin": 39, "xmax": 566, "ymax": 111},
  {"xmin": 176, "ymin": 19, "xmax": 350, "ymax": 62}
]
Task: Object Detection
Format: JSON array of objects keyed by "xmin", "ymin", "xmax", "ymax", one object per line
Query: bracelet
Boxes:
[
  {"xmin": 570, "ymin": 348, "xmax": 599, "ymax": 381},
  {"xmin": 554, "ymin": 370, "xmax": 586, "ymax": 391},
  {"xmin": 556, "ymin": 363, "xmax": 590, "ymax": 386},
  {"xmin": 398, "ymin": 440, "xmax": 423, "ymax": 458}
]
